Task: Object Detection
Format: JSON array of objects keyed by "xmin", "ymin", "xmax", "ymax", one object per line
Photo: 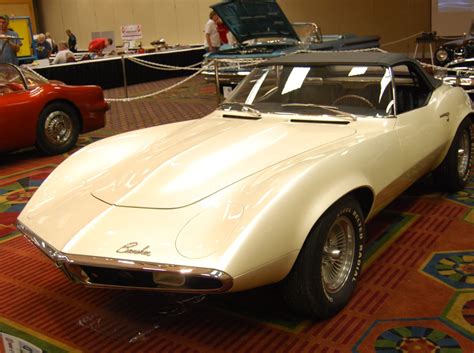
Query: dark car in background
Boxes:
[
  {"xmin": 436, "ymin": 57, "xmax": 474, "ymax": 99},
  {"xmin": 434, "ymin": 35, "xmax": 474, "ymax": 66},
  {"xmin": 202, "ymin": 0, "xmax": 380, "ymax": 92}
]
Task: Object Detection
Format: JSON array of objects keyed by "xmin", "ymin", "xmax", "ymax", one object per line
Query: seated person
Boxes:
[
  {"xmin": 33, "ymin": 33, "xmax": 52, "ymax": 59},
  {"xmin": 88, "ymin": 37, "xmax": 114, "ymax": 56},
  {"xmin": 52, "ymin": 41, "xmax": 75, "ymax": 64}
]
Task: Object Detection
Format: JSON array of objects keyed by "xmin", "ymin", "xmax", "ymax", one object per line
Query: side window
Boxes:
[
  {"xmin": 0, "ymin": 65, "xmax": 26, "ymax": 95},
  {"xmin": 392, "ymin": 64, "xmax": 432, "ymax": 114},
  {"xmin": 22, "ymin": 69, "xmax": 48, "ymax": 88}
]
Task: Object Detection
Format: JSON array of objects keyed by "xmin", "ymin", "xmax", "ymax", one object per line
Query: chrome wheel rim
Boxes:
[
  {"xmin": 322, "ymin": 215, "xmax": 355, "ymax": 294},
  {"xmin": 457, "ymin": 129, "xmax": 471, "ymax": 179},
  {"xmin": 44, "ymin": 111, "xmax": 73, "ymax": 146}
]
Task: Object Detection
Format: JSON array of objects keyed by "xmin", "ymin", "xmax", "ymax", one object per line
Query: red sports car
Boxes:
[{"xmin": 0, "ymin": 63, "xmax": 109, "ymax": 155}]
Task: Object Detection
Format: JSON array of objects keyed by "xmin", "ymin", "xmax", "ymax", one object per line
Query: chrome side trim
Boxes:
[{"xmin": 16, "ymin": 220, "xmax": 233, "ymax": 293}]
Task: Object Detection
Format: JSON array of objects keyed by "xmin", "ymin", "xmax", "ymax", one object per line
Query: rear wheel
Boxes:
[
  {"xmin": 281, "ymin": 196, "xmax": 365, "ymax": 319},
  {"xmin": 434, "ymin": 119, "xmax": 472, "ymax": 192},
  {"xmin": 36, "ymin": 102, "xmax": 80, "ymax": 155}
]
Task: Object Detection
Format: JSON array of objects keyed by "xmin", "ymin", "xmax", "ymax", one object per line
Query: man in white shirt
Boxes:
[
  {"xmin": 204, "ymin": 11, "xmax": 221, "ymax": 52},
  {"xmin": 52, "ymin": 41, "xmax": 75, "ymax": 64}
]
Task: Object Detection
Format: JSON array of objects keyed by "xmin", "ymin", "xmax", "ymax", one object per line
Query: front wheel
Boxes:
[
  {"xmin": 281, "ymin": 196, "xmax": 365, "ymax": 319},
  {"xmin": 434, "ymin": 119, "xmax": 472, "ymax": 192},
  {"xmin": 36, "ymin": 102, "xmax": 80, "ymax": 155}
]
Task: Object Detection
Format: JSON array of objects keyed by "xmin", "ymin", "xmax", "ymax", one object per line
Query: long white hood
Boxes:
[{"xmin": 91, "ymin": 116, "xmax": 356, "ymax": 208}]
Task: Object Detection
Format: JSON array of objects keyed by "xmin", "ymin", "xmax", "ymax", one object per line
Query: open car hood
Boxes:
[{"xmin": 211, "ymin": 0, "xmax": 299, "ymax": 44}]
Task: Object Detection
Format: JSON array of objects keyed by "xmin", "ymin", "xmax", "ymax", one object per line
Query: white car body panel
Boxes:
[{"xmin": 17, "ymin": 55, "xmax": 473, "ymax": 295}]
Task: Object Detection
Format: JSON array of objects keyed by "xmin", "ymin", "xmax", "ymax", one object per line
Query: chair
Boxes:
[{"xmin": 6, "ymin": 82, "xmax": 24, "ymax": 91}]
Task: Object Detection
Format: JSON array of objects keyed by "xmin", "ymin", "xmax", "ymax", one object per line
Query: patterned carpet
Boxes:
[{"xmin": 0, "ymin": 77, "xmax": 473, "ymax": 353}]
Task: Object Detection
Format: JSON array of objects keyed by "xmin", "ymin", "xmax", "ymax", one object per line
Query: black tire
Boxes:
[
  {"xmin": 36, "ymin": 102, "xmax": 80, "ymax": 155},
  {"xmin": 434, "ymin": 119, "xmax": 472, "ymax": 192},
  {"xmin": 281, "ymin": 196, "xmax": 365, "ymax": 319}
]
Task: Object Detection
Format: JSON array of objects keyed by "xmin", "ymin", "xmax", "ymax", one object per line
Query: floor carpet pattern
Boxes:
[{"xmin": 0, "ymin": 77, "xmax": 473, "ymax": 352}]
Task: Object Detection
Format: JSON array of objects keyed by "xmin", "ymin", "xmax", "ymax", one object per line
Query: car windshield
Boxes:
[
  {"xmin": 292, "ymin": 23, "xmax": 321, "ymax": 43},
  {"xmin": 225, "ymin": 64, "xmax": 395, "ymax": 117},
  {"xmin": 20, "ymin": 67, "xmax": 49, "ymax": 87},
  {"xmin": 0, "ymin": 64, "xmax": 25, "ymax": 94}
]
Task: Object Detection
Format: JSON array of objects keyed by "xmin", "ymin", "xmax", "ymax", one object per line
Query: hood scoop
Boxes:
[
  {"xmin": 290, "ymin": 118, "xmax": 350, "ymax": 125},
  {"xmin": 223, "ymin": 114, "xmax": 262, "ymax": 120}
]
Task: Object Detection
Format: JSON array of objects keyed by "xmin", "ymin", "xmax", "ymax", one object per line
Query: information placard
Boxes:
[{"xmin": 120, "ymin": 24, "xmax": 143, "ymax": 41}]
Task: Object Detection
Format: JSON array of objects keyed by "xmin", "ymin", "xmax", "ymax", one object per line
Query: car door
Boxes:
[
  {"xmin": 393, "ymin": 63, "xmax": 452, "ymax": 187},
  {"xmin": 0, "ymin": 64, "xmax": 36, "ymax": 152}
]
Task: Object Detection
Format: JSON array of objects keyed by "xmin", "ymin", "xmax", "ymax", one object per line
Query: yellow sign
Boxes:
[{"xmin": 8, "ymin": 17, "xmax": 33, "ymax": 58}]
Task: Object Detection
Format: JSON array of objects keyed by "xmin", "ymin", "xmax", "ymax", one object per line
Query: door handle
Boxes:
[{"xmin": 440, "ymin": 112, "xmax": 450, "ymax": 121}]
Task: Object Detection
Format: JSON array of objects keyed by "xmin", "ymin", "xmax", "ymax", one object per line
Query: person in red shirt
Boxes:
[
  {"xmin": 216, "ymin": 18, "xmax": 228, "ymax": 44},
  {"xmin": 88, "ymin": 37, "xmax": 113, "ymax": 55}
]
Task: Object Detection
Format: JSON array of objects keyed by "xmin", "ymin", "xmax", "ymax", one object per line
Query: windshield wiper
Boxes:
[
  {"xmin": 282, "ymin": 103, "xmax": 357, "ymax": 121},
  {"xmin": 219, "ymin": 102, "xmax": 262, "ymax": 117}
]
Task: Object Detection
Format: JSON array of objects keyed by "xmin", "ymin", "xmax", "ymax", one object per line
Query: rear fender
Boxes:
[{"xmin": 431, "ymin": 86, "xmax": 473, "ymax": 169}]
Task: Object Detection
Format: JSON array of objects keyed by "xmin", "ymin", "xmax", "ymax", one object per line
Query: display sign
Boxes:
[
  {"xmin": 8, "ymin": 17, "xmax": 34, "ymax": 59},
  {"xmin": 120, "ymin": 24, "xmax": 143, "ymax": 41},
  {"xmin": 1, "ymin": 332, "xmax": 43, "ymax": 353}
]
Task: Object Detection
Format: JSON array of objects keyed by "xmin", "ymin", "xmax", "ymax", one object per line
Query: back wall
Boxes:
[
  {"xmin": 36, "ymin": 0, "xmax": 217, "ymax": 50},
  {"xmin": 280, "ymin": 0, "xmax": 431, "ymax": 53},
  {"xmin": 0, "ymin": 0, "xmax": 37, "ymax": 33},
  {"xmin": 36, "ymin": 0, "xmax": 431, "ymax": 54}
]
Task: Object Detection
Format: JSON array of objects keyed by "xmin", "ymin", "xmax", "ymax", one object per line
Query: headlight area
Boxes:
[
  {"xmin": 435, "ymin": 48, "xmax": 449, "ymax": 65},
  {"xmin": 16, "ymin": 220, "xmax": 233, "ymax": 293},
  {"xmin": 176, "ymin": 203, "xmax": 244, "ymax": 259}
]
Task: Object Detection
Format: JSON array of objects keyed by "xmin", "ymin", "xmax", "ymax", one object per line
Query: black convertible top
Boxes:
[
  {"xmin": 264, "ymin": 51, "xmax": 415, "ymax": 66},
  {"xmin": 261, "ymin": 51, "xmax": 442, "ymax": 87}
]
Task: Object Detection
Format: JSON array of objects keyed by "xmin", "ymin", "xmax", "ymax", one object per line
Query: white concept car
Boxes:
[{"xmin": 17, "ymin": 52, "xmax": 473, "ymax": 319}]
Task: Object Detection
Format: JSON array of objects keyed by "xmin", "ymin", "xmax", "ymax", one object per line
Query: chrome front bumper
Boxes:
[{"xmin": 16, "ymin": 220, "xmax": 233, "ymax": 293}]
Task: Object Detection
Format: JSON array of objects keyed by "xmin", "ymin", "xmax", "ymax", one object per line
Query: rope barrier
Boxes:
[
  {"xmin": 127, "ymin": 56, "xmax": 203, "ymax": 71},
  {"xmin": 437, "ymin": 35, "xmax": 469, "ymax": 40},
  {"xmin": 23, "ymin": 32, "xmax": 467, "ymax": 104},
  {"xmin": 105, "ymin": 67, "xmax": 205, "ymax": 102},
  {"xmin": 105, "ymin": 48, "xmax": 472, "ymax": 103},
  {"xmin": 380, "ymin": 32, "xmax": 424, "ymax": 47},
  {"xmin": 293, "ymin": 47, "xmax": 386, "ymax": 55},
  {"xmin": 205, "ymin": 58, "xmax": 267, "ymax": 67},
  {"xmin": 420, "ymin": 61, "xmax": 473, "ymax": 75}
]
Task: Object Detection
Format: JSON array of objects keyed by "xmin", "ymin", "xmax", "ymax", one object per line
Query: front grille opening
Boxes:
[
  {"xmin": 82, "ymin": 265, "xmax": 156, "ymax": 287},
  {"xmin": 73, "ymin": 265, "xmax": 223, "ymax": 290}
]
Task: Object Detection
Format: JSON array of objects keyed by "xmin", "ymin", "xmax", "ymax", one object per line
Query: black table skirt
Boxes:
[{"xmin": 33, "ymin": 47, "xmax": 206, "ymax": 89}]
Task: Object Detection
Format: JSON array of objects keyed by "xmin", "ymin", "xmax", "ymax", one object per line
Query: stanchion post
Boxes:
[
  {"xmin": 214, "ymin": 60, "xmax": 221, "ymax": 104},
  {"xmin": 121, "ymin": 54, "xmax": 129, "ymax": 98},
  {"xmin": 455, "ymin": 71, "xmax": 461, "ymax": 87}
]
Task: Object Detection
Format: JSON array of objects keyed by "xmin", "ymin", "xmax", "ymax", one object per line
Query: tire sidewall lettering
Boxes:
[{"xmin": 325, "ymin": 204, "xmax": 365, "ymax": 300}]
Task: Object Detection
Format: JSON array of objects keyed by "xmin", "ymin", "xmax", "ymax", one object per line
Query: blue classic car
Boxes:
[{"xmin": 203, "ymin": 0, "xmax": 380, "ymax": 90}]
